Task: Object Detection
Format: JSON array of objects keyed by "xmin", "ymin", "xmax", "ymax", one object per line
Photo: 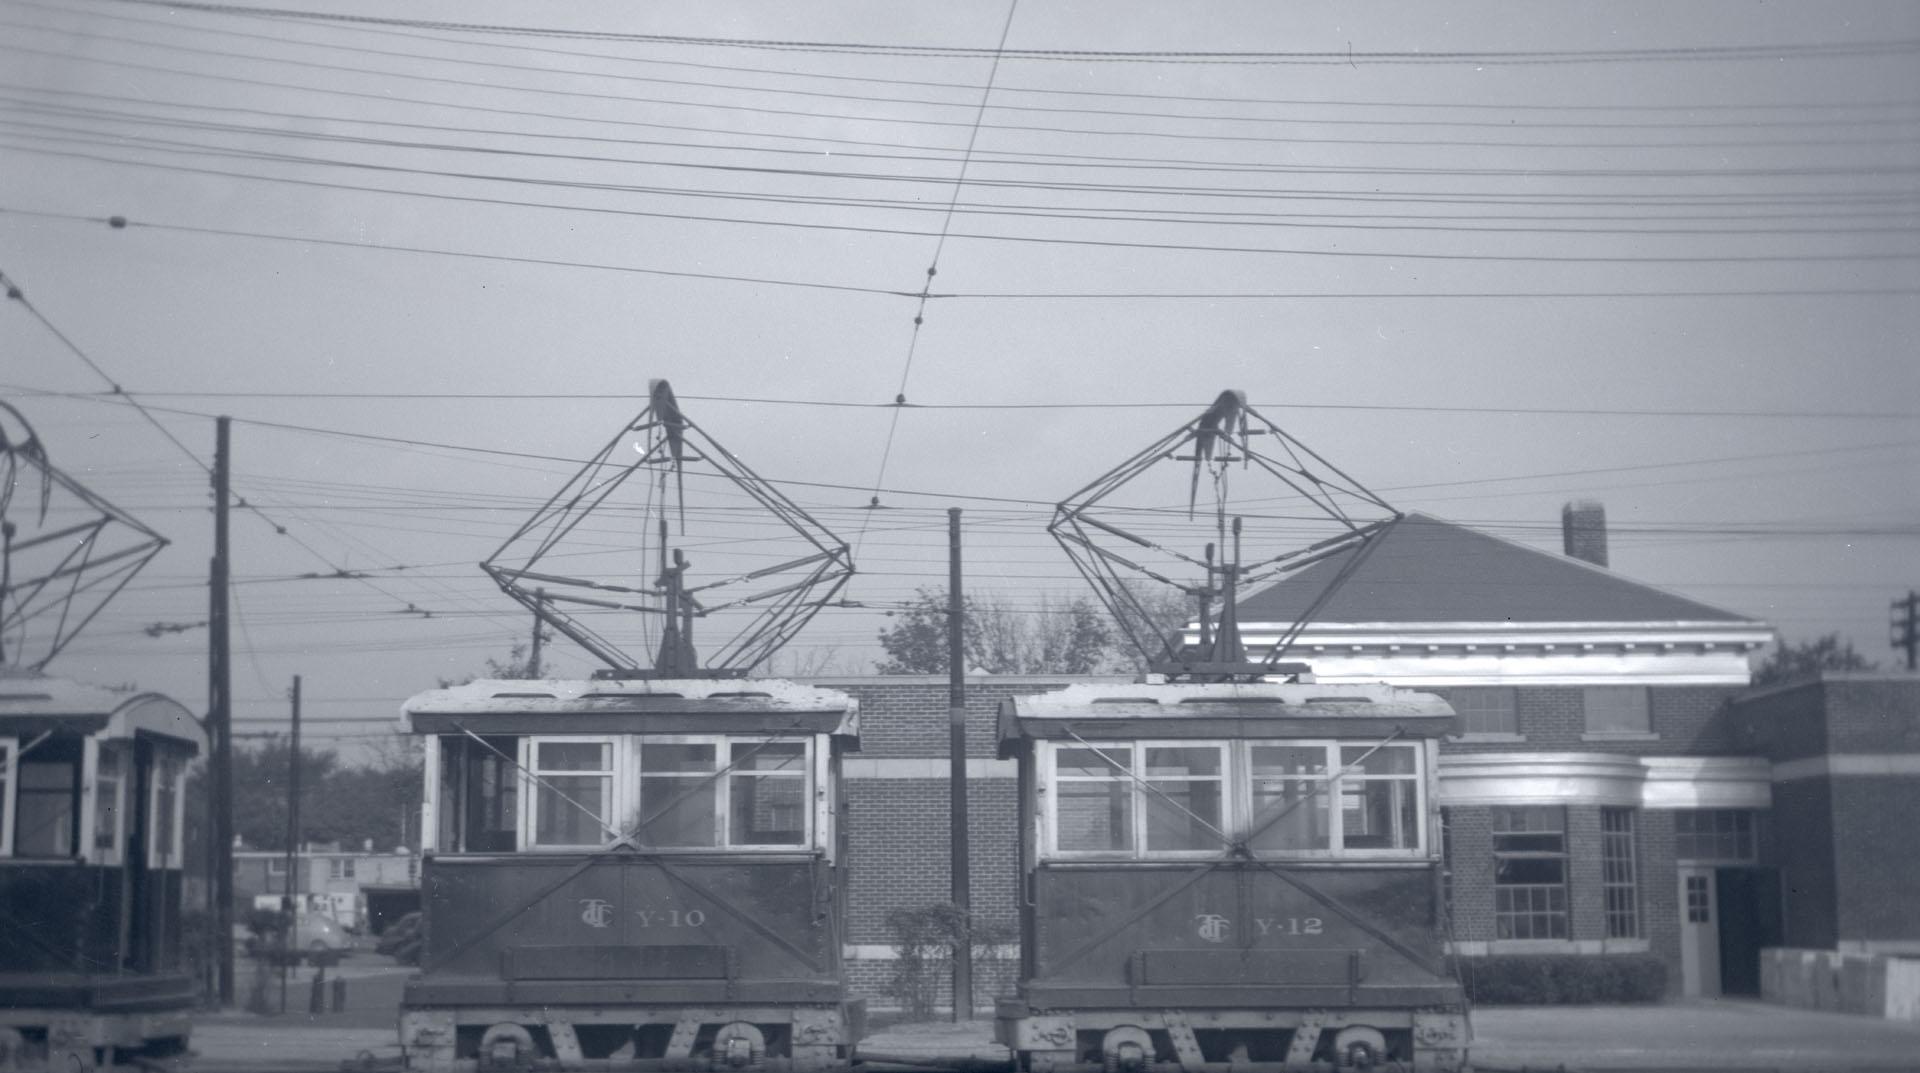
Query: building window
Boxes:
[
  {"xmin": 1674, "ymin": 809, "xmax": 1755, "ymax": 862},
  {"xmin": 1601, "ymin": 807, "xmax": 1639, "ymax": 939},
  {"xmin": 1439, "ymin": 808, "xmax": 1454, "ymax": 927},
  {"xmin": 406, "ymin": 856, "xmax": 419, "ymax": 882},
  {"xmin": 1583, "ymin": 686, "xmax": 1651, "ymax": 735},
  {"xmin": 1450, "ymin": 687, "xmax": 1518, "ymax": 735},
  {"xmin": 267, "ymin": 857, "xmax": 287, "ymax": 876},
  {"xmin": 1685, "ymin": 874, "xmax": 1711, "ymax": 923},
  {"xmin": 528, "ymin": 739, "xmax": 614, "ymax": 848},
  {"xmin": 1492, "ymin": 806, "xmax": 1568, "ymax": 939},
  {"xmin": 329, "ymin": 858, "xmax": 356, "ymax": 880}
]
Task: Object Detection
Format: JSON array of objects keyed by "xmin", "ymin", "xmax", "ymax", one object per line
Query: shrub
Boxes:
[
  {"xmin": 883, "ymin": 902, "xmax": 1014, "ymax": 1021},
  {"xmin": 1452, "ymin": 955, "xmax": 1666, "ymax": 1005}
]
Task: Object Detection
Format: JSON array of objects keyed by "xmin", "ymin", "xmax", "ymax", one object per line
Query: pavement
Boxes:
[{"xmin": 178, "ymin": 963, "xmax": 1920, "ymax": 1073}]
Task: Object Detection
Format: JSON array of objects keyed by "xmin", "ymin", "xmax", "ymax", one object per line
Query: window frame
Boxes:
[
  {"xmin": 1492, "ymin": 805, "xmax": 1569, "ymax": 940},
  {"xmin": 1038, "ymin": 738, "xmax": 1427, "ymax": 862},
  {"xmin": 89, "ymin": 739, "xmax": 127, "ymax": 866},
  {"xmin": 1601, "ymin": 807, "xmax": 1640, "ymax": 939},
  {"xmin": 1449, "ymin": 687, "xmax": 1520, "ymax": 737},
  {"xmin": 523, "ymin": 736, "xmax": 619, "ymax": 850},
  {"xmin": 147, "ymin": 747, "xmax": 187, "ymax": 869},
  {"xmin": 626, "ymin": 734, "xmax": 817, "ymax": 851},
  {"xmin": 1582, "ymin": 685, "xmax": 1652, "ymax": 736},
  {"xmin": 14, "ymin": 736, "xmax": 84, "ymax": 859},
  {"xmin": 0, "ymin": 737, "xmax": 14, "ymax": 858},
  {"xmin": 1674, "ymin": 809, "xmax": 1756, "ymax": 863},
  {"xmin": 426, "ymin": 733, "xmax": 821, "ymax": 855}
]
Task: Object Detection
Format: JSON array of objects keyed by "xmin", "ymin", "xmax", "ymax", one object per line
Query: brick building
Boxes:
[{"xmin": 822, "ymin": 507, "xmax": 1920, "ymax": 1008}]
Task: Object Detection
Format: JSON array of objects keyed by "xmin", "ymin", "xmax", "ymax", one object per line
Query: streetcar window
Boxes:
[
  {"xmin": 634, "ymin": 742, "xmax": 719, "ymax": 847},
  {"xmin": 1053, "ymin": 747, "xmax": 1133, "ymax": 853},
  {"xmin": 528, "ymin": 739, "xmax": 614, "ymax": 848},
  {"xmin": 1041, "ymin": 739, "xmax": 1425, "ymax": 860},
  {"xmin": 730, "ymin": 742, "xmax": 807, "ymax": 846},
  {"xmin": 93, "ymin": 741, "xmax": 126, "ymax": 860},
  {"xmin": 149, "ymin": 749, "xmax": 186, "ymax": 868},
  {"xmin": 1338, "ymin": 744, "xmax": 1420, "ymax": 851},
  {"xmin": 628, "ymin": 737, "xmax": 814, "ymax": 850},
  {"xmin": 15, "ymin": 737, "xmax": 82, "ymax": 857},
  {"xmin": 437, "ymin": 735, "xmax": 520, "ymax": 853},
  {"xmin": 1249, "ymin": 745, "xmax": 1331, "ymax": 852},
  {"xmin": 0, "ymin": 740, "xmax": 9, "ymax": 856},
  {"xmin": 1143, "ymin": 747, "xmax": 1224, "ymax": 852}
]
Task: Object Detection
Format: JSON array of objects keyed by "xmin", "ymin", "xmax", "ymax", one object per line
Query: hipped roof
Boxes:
[{"xmin": 1236, "ymin": 513, "xmax": 1757, "ymax": 627}]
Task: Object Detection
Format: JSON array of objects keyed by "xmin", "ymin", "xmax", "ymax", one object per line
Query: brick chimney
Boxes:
[{"xmin": 1562, "ymin": 500, "xmax": 1608, "ymax": 567}]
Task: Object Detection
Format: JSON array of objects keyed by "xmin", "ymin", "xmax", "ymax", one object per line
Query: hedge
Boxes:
[{"xmin": 1451, "ymin": 954, "xmax": 1667, "ymax": 1005}]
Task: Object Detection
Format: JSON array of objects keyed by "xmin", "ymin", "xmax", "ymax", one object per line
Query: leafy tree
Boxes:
[
  {"xmin": 439, "ymin": 641, "xmax": 544, "ymax": 688},
  {"xmin": 875, "ymin": 588, "xmax": 1114, "ymax": 675},
  {"xmin": 190, "ymin": 738, "xmax": 423, "ymax": 854},
  {"xmin": 1752, "ymin": 633, "xmax": 1878, "ymax": 685}
]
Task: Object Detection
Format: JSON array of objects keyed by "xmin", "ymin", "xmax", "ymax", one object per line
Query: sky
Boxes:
[{"xmin": 1, "ymin": 0, "xmax": 1916, "ymax": 760}]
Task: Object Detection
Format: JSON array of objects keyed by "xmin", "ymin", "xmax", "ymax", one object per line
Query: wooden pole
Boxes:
[{"xmin": 948, "ymin": 508, "xmax": 972, "ymax": 1020}]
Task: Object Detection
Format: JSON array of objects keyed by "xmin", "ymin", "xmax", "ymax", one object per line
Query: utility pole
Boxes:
[
  {"xmin": 947, "ymin": 508, "xmax": 972, "ymax": 1021},
  {"xmin": 529, "ymin": 588, "xmax": 546, "ymax": 677},
  {"xmin": 208, "ymin": 415, "xmax": 235, "ymax": 1007},
  {"xmin": 281, "ymin": 675, "xmax": 301, "ymax": 1013},
  {"xmin": 1893, "ymin": 590, "xmax": 1919, "ymax": 672}
]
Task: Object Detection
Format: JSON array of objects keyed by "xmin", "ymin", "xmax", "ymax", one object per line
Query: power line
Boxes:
[{"xmin": 95, "ymin": 0, "xmax": 1920, "ymax": 67}]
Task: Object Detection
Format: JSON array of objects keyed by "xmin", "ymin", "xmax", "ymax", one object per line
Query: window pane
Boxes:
[
  {"xmin": 1341, "ymin": 744, "xmax": 1416, "ymax": 775},
  {"xmin": 732, "ymin": 742, "xmax": 805, "ymax": 773},
  {"xmin": 1250, "ymin": 779, "xmax": 1330, "ymax": 851},
  {"xmin": 1056, "ymin": 747, "xmax": 1129, "ymax": 778},
  {"xmin": 1056, "ymin": 781, "xmax": 1130, "ymax": 851},
  {"xmin": 1342, "ymin": 779, "xmax": 1418, "ymax": 850},
  {"xmin": 1583, "ymin": 686, "xmax": 1650, "ymax": 734},
  {"xmin": 94, "ymin": 744, "xmax": 124, "ymax": 852},
  {"xmin": 730, "ymin": 773, "xmax": 806, "ymax": 845},
  {"xmin": 534, "ymin": 775, "xmax": 608, "ymax": 846},
  {"xmin": 633, "ymin": 779, "xmax": 715, "ymax": 847},
  {"xmin": 1144, "ymin": 781, "xmax": 1221, "ymax": 851},
  {"xmin": 643, "ymin": 743, "xmax": 715, "ymax": 773},
  {"xmin": 1145, "ymin": 747, "xmax": 1219, "ymax": 778},
  {"xmin": 16, "ymin": 759, "xmax": 77, "ymax": 856},
  {"xmin": 537, "ymin": 741, "xmax": 609, "ymax": 772},
  {"xmin": 1251, "ymin": 746, "xmax": 1328, "ymax": 777},
  {"xmin": 1450, "ymin": 687, "xmax": 1518, "ymax": 735}
]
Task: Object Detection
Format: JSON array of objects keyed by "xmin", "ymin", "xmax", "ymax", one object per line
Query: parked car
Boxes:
[
  {"xmin": 375, "ymin": 911, "xmax": 422, "ymax": 966},
  {"xmin": 237, "ymin": 911, "xmax": 352, "ymax": 961}
]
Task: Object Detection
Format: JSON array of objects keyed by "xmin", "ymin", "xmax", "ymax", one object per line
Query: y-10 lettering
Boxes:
[{"xmin": 634, "ymin": 908, "xmax": 707, "ymax": 928}]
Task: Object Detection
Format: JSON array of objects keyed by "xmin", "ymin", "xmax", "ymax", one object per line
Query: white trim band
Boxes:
[
  {"xmin": 1773, "ymin": 754, "xmax": 1920, "ymax": 782},
  {"xmin": 1439, "ymin": 753, "xmax": 1772, "ymax": 809},
  {"xmin": 844, "ymin": 758, "xmax": 1016, "ymax": 779}
]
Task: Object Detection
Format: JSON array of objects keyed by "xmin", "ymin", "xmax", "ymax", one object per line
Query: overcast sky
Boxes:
[{"xmin": 2, "ymin": 0, "xmax": 1916, "ymax": 757}]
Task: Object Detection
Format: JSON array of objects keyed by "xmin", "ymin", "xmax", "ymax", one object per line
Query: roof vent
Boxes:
[
  {"xmin": 0, "ymin": 692, "xmax": 55, "ymax": 702},
  {"xmin": 1091, "ymin": 696, "xmax": 1163, "ymax": 705},
  {"xmin": 585, "ymin": 692, "xmax": 684, "ymax": 700},
  {"xmin": 489, "ymin": 692, "xmax": 555, "ymax": 700},
  {"xmin": 707, "ymin": 691, "xmax": 773, "ymax": 699}
]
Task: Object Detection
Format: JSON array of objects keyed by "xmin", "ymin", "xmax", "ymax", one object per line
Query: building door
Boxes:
[
  {"xmin": 1715, "ymin": 867, "xmax": 1782, "ymax": 996},
  {"xmin": 1678, "ymin": 867, "xmax": 1721, "ymax": 997}
]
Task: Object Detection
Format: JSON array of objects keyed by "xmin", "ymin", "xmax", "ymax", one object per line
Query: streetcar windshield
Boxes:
[
  {"xmin": 430, "ymin": 733, "xmax": 817, "ymax": 853},
  {"xmin": 1042, "ymin": 739, "xmax": 1426, "ymax": 860}
]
